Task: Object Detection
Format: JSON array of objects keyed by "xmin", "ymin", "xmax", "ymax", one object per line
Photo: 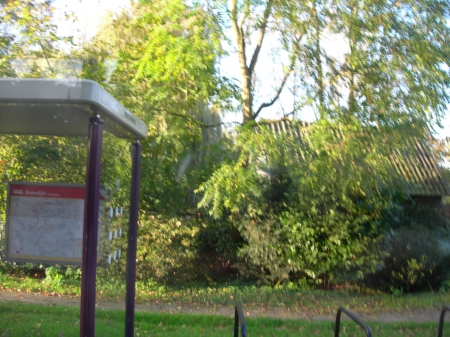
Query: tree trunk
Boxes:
[{"xmin": 242, "ymin": 74, "xmax": 253, "ymax": 124}]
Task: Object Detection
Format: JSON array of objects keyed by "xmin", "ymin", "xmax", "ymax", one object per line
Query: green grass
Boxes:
[
  {"xmin": 0, "ymin": 301, "xmax": 446, "ymax": 337},
  {"xmin": 2, "ymin": 272, "xmax": 450, "ymax": 316}
]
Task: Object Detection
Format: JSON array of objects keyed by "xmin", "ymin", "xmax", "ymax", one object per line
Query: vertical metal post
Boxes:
[
  {"xmin": 438, "ymin": 305, "xmax": 450, "ymax": 337},
  {"xmin": 80, "ymin": 114, "xmax": 103, "ymax": 337},
  {"xmin": 234, "ymin": 303, "xmax": 247, "ymax": 337},
  {"xmin": 125, "ymin": 140, "xmax": 142, "ymax": 337}
]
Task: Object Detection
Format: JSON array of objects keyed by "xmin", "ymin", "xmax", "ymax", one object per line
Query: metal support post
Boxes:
[
  {"xmin": 80, "ymin": 114, "xmax": 103, "ymax": 337},
  {"xmin": 125, "ymin": 140, "xmax": 142, "ymax": 337}
]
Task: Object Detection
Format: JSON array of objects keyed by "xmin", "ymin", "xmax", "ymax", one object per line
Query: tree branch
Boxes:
[
  {"xmin": 230, "ymin": 0, "xmax": 248, "ymax": 77},
  {"xmin": 238, "ymin": 0, "xmax": 250, "ymax": 30},
  {"xmin": 202, "ymin": 121, "xmax": 242, "ymax": 128},
  {"xmin": 254, "ymin": 70, "xmax": 291, "ymax": 119},
  {"xmin": 38, "ymin": 40, "xmax": 54, "ymax": 73},
  {"xmin": 248, "ymin": 0, "xmax": 273, "ymax": 75},
  {"xmin": 283, "ymin": 99, "xmax": 312, "ymax": 118},
  {"xmin": 253, "ymin": 34, "xmax": 303, "ymax": 119},
  {"xmin": 157, "ymin": 109, "xmax": 242, "ymax": 128}
]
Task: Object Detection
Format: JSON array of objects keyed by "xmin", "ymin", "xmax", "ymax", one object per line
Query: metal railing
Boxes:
[
  {"xmin": 438, "ymin": 305, "xmax": 450, "ymax": 337},
  {"xmin": 334, "ymin": 306, "xmax": 372, "ymax": 337},
  {"xmin": 234, "ymin": 302, "xmax": 247, "ymax": 337},
  {"xmin": 232, "ymin": 302, "xmax": 450, "ymax": 337}
]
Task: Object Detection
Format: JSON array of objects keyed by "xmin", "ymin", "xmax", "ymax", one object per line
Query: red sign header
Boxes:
[{"xmin": 9, "ymin": 183, "xmax": 105, "ymax": 200}]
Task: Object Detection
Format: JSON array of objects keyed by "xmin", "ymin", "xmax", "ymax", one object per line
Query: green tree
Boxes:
[
  {"xmin": 76, "ymin": 0, "xmax": 228, "ymax": 213},
  {"xmin": 195, "ymin": 0, "xmax": 450, "ymax": 283},
  {"xmin": 71, "ymin": 1, "xmax": 242, "ymax": 282},
  {"xmin": 211, "ymin": 0, "xmax": 450, "ymax": 130}
]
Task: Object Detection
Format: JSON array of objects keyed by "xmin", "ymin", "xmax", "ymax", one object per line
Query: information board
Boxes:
[{"xmin": 5, "ymin": 182, "xmax": 105, "ymax": 265}]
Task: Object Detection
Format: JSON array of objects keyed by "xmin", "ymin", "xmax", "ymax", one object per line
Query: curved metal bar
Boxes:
[
  {"xmin": 335, "ymin": 306, "xmax": 372, "ymax": 337},
  {"xmin": 438, "ymin": 305, "xmax": 450, "ymax": 337},
  {"xmin": 234, "ymin": 302, "xmax": 247, "ymax": 337}
]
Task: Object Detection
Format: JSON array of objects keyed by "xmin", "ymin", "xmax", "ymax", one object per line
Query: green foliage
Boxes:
[
  {"xmin": 0, "ymin": 135, "xmax": 86, "ymax": 183},
  {"xmin": 196, "ymin": 123, "xmax": 274, "ymax": 219},
  {"xmin": 101, "ymin": 215, "xmax": 241, "ymax": 284},
  {"xmin": 197, "ymin": 118, "xmax": 414, "ymax": 283},
  {"xmin": 0, "ymin": 135, "xmax": 86, "ymax": 236},
  {"xmin": 135, "ymin": 216, "xmax": 200, "ymax": 282},
  {"xmin": 138, "ymin": 114, "xmax": 203, "ymax": 213},
  {"xmin": 0, "ymin": 0, "xmax": 448, "ymax": 294},
  {"xmin": 108, "ymin": 0, "xmax": 228, "ymax": 117},
  {"xmin": 0, "ymin": 261, "xmax": 43, "ymax": 280},
  {"xmin": 0, "ymin": 133, "xmax": 132, "ymax": 221},
  {"xmin": 77, "ymin": 0, "xmax": 229, "ymax": 214},
  {"xmin": 367, "ymin": 203, "xmax": 450, "ymax": 293},
  {"xmin": 209, "ymin": 0, "xmax": 450, "ymax": 133},
  {"xmin": 133, "ymin": 0, "xmax": 221, "ymax": 109},
  {"xmin": 369, "ymin": 227, "xmax": 450, "ymax": 292},
  {"xmin": 382, "ymin": 202, "xmax": 449, "ymax": 230},
  {"xmin": 293, "ymin": 0, "xmax": 450, "ymax": 132},
  {"xmin": 44, "ymin": 266, "xmax": 81, "ymax": 293},
  {"xmin": 195, "ymin": 219, "xmax": 243, "ymax": 279},
  {"xmin": 98, "ymin": 134, "xmax": 133, "ymax": 206},
  {"xmin": 198, "ymin": 0, "xmax": 450, "ymax": 287}
]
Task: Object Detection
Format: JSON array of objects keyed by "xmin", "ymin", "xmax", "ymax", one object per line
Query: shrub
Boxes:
[
  {"xmin": 99, "ymin": 215, "xmax": 243, "ymax": 284},
  {"xmin": 195, "ymin": 219, "xmax": 242, "ymax": 281},
  {"xmin": 196, "ymin": 119, "xmax": 413, "ymax": 286},
  {"xmin": 44, "ymin": 265, "xmax": 81, "ymax": 293},
  {"xmin": 367, "ymin": 227, "xmax": 450, "ymax": 292}
]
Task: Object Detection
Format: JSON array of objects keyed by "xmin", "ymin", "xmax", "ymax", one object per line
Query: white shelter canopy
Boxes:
[{"xmin": 0, "ymin": 78, "xmax": 147, "ymax": 139}]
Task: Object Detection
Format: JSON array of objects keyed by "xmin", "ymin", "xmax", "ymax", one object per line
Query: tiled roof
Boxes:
[{"xmin": 264, "ymin": 119, "xmax": 450, "ymax": 197}]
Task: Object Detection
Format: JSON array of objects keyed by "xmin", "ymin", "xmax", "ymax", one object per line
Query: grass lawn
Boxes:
[
  {"xmin": 1, "ymin": 273, "xmax": 450, "ymax": 315},
  {"xmin": 2, "ymin": 272, "xmax": 450, "ymax": 336},
  {"xmin": 0, "ymin": 301, "xmax": 446, "ymax": 337}
]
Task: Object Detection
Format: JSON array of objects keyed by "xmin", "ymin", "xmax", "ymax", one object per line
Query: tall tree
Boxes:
[
  {"xmin": 196, "ymin": 0, "xmax": 450, "ymax": 283},
  {"xmin": 77, "ymin": 0, "xmax": 227, "ymax": 213},
  {"xmin": 225, "ymin": 0, "xmax": 307, "ymax": 123},
  {"xmin": 327, "ymin": 0, "xmax": 450, "ymax": 130},
  {"xmin": 212, "ymin": 0, "xmax": 450, "ymax": 130}
]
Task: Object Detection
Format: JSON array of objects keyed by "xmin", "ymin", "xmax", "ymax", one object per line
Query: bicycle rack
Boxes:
[
  {"xmin": 438, "ymin": 305, "xmax": 450, "ymax": 337},
  {"xmin": 231, "ymin": 302, "xmax": 450, "ymax": 337},
  {"xmin": 334, "ymin": 306, "xmax": 372, "ymax": 337},
  {"xmin": 234, "ymin": 302, "xmax": 247, "ymax": 337}
]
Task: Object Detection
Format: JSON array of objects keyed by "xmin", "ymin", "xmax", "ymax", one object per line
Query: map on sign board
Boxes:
[{"xmin": 5, "ymin": 183, "xmax": 106, "ymax": 265}]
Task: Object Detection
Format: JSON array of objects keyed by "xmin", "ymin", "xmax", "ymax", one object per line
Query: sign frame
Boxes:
[{"xmin": 5, "ymin": 182, "xmax": 106, "ymax": 265}]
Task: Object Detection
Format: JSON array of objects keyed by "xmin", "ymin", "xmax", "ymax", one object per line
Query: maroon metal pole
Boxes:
[
  {"xmin": 80, "ymin": 114, "xmax": 103, "ymax": 337},
  {"xmin": 125, "ymin": 140, "xmax": 142, "ymax": 337}
]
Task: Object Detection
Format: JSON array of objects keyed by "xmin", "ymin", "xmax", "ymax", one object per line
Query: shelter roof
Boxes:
[{"xmin": 0, "ymin": 78, "xmax": 147, "ymax": 139}]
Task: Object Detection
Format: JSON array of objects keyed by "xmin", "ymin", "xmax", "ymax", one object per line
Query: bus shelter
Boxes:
[{"xmin": 0, "ymin": 78, "xmax": 147, "ymax": 337}]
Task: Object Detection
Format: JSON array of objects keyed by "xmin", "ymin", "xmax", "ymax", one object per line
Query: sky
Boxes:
[
  {"xmin": 51, "ymin": 0, "xmax": 449, "ymax": 139},
  {"xmin": 53, "ymin": 0, "xmax": 131, "ymax": 41}
]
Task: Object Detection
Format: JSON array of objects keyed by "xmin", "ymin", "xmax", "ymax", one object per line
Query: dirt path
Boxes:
[{"xmin": 0, "ymin": 290, "xmax": 444, "ymax": 323}]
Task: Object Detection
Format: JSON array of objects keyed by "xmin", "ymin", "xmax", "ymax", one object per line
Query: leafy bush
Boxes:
[
  {"xmin": 195, "ymin": 219, "xmax": 242, "ymax": 280},
  {"xmin": 100, "ymin": 215, "xmax": 242, "ymax": 284},
  {"xmin": 367, "ymin": 227, "xmax": 450, "ymax": 292},
  {"xmin": 197, "ymin": 119, "xmax": 411, "ymax": 285},
  {"xmin": 44, "ymin": 266, "xmax": 81, "ymax": 293},
  {"xmin": 382, "ymin": 202, "xmax": 449, "ymax": 230}
]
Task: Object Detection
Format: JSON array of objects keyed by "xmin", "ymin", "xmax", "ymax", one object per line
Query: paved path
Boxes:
[{"xmin": 0, "ymin": 290, "xmax": 444, "ymax": 323}]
